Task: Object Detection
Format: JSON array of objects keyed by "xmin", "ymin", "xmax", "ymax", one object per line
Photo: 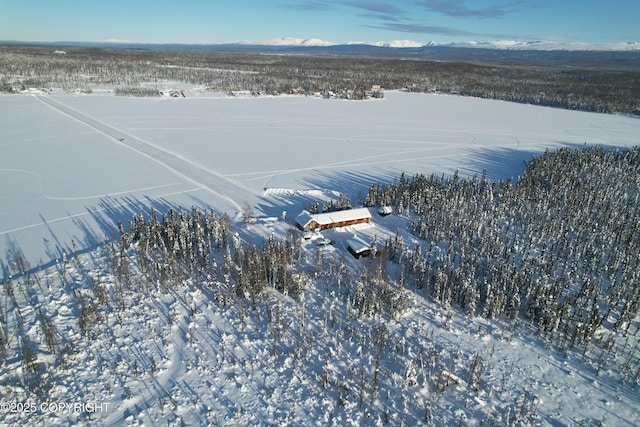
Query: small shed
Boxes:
[
  {"xmin": 295, "ymin": 208, "xmax": 372, "ymax": 232},
  {"xmin": 346, "ymin": 237, "xmax": 372, "ymax": 259}
]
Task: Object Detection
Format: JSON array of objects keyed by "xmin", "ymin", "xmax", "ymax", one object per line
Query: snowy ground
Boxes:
[
  {"xmin": 1, "ymin": 91, "xmax": 639, "ymax": 426},
  {"xmin": 1, "ymin": 217, "xmax": 638, "ymax": 426},
  {"xmin": 2, "ymin": 90, "xmax": 639, "ymax": 270}
]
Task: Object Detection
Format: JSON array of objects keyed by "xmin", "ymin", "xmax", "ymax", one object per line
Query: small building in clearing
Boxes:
[
  {"xmin": 295, "ymin": 208, "xmax": 372, "ymax": 232},
  {"xmin": 346, "ymin": 237, "xmax": 372, "ymax": 259}
]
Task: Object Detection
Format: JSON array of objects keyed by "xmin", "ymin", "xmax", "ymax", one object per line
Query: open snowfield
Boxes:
[
  {"xmin": 2, "ymin": 91, "xmax": 639, "ymax": 270},
  {"xmin": 1, "ymin": 91, "xmax": 640, "ymax": 426}
]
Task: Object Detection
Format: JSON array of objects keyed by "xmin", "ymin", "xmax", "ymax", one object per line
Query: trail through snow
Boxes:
[{"xmin": 34, "ymin": 95, "xmax": 256, "ymax": 210}]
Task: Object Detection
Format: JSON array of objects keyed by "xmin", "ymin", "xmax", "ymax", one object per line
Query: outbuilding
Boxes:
[
  {"xmin": 295, "ymin": 208, "xmax": 372, "ymax": 232},
  {"xmin": 346, "ymin": 237, "xmax": 372, "ymax": 259}
]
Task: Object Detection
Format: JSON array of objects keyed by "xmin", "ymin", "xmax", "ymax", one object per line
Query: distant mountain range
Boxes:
[
  {"xmin": 3, "ymin": 38, "xmax": 640, "ymax": 69},
  {"xmin": 238, "ymin": 37, "xmax": 640, "ymax": 52}
]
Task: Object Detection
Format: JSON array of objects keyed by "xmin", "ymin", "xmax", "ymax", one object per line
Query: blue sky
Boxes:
[{"xmin": 1, "ymin": 0, "xmax": 638, "ymax": 45}]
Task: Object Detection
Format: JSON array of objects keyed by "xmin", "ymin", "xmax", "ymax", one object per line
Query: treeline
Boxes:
[
  {"xmin": 1, "ymin": 45, "xmax": 639, "ymax": 113},
  {"xmin": 366, "ymin": 145, "xmax": 640, "ymax": 380},
  {"xmin": 108, "ymin": 206, "xmax": 311, "ymax": 302}
]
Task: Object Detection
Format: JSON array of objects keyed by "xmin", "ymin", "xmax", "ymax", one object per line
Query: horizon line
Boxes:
[{"xmin": 2, "ymin": 37, "xmax": 640, "ymax": 52}]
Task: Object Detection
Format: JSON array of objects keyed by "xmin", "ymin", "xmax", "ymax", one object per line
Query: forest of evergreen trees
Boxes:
[
  {"xmin": 1, "ymin": 44, "xmax": 639, "ymax": 113},
  {"xmin": 366, "ymin": 145, "xmax": 640, "ymax": 379}
]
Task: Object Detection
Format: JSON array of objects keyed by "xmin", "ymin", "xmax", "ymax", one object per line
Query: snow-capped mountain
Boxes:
[
  {"xmin": 446, "ymin": 39, "xmax": 640, "ymax": 51},
  {"xmin": 347, "ymin": 40, "xmax": 425, "ymax": 48},
  {"xmin": 243, "ymin": 37, "xmax": 335, "ymax": 47},
  {"xmin": 247, "ymin": 37, "xmax": 640, "ymax": 51}
]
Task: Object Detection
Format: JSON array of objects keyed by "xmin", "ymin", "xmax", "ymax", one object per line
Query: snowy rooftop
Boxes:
[
  {"xmin": 345, "ymin": 237, "xmax": 371, "ymax": 253},
  {"xmin": 295, "ymin": 207, "xmax": 372, "ymax": 228}
]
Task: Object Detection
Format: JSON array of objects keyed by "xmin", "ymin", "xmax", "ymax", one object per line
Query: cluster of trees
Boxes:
[
  {"xmin": 309, "ymin": 193, "xmax": 352, "ymax": 214},
  {"xmin": 1, "ymin": 44, "xmax": 638, "ymax": 113},
  {"xmin": 108, "ymin": 206, "xmax": 306, "ymax": 302},
  {"xmin": 366, "ymin": 145, "xmax": 640, "ymax": 380},
  {"xmin": 113, "ymin": 86, "xmax": 160, "ymax": 97},
  {"xmin": 399, "ymin": 62, "xmax": 639, "ymax": 113}
]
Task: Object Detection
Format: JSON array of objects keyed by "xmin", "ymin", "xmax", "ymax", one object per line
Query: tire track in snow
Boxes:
[
  {"xmin": 0, "ymin": 168, "xmax": 44, "ymax": 194},
  {"xmin": 34, "ymin": 95, "xmax": 257, "ymax": 212},
  {"xmin": 43, "ymin": 182, "xmax": 183, "ymax": 201}
]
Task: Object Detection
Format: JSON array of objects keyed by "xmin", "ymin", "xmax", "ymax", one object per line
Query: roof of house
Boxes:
[
  {"xmin": 295, "ymin": 208, "xmax": 372, "ymax": 228},
  {"xmin": 295, "ymin": 210, "xmax": 316, "ymax": 228},
  {"xmin": 346, "ymin": 237, "xmax": 371, "ymax": 254}
]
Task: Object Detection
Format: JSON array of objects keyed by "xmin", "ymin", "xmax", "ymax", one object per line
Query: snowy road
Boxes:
[{"xmin": 35, "ymin": 95, "xmax": 257, "ymax": 211}]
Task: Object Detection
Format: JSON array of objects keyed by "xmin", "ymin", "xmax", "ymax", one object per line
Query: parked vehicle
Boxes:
[{"xmin": 378, "ymin": 206, "xmax": 393, "ymax": 216}]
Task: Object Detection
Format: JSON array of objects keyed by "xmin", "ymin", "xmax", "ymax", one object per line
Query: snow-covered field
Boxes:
[
  {"xmin": 2, "ymin": 91, "xmax": 639, "ymax": 269},
  {"xmin": 1, "ymin": 91, "xmax": 639, "ymax": 426}
]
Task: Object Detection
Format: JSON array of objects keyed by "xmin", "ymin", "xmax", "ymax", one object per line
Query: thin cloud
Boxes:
[
  {"xmin": 370, "ymin": 21, "xmax": 527, "ymax": 39},
  {"xmin": 279, "ymin": 1, "xmax": 406, "ymax": 24},
  {"xmin": 342, "ymin": 1, "xmax": 404, "ymax": 16},
  {"xmin": 358, "ymin": 12, "xmax": 402, "ymax": 23},
  {"xmin": 369, "ymin": 22, "xmax": 478, "ymax": 37},
  {"xmin": 361, "ymin": 1, "xmax": 538, "ymax": 39},
  {"xmin": 277, "ymin": 1, "xmax": 537, "ymax": 41},
  {"xmin": 417, "ymin": 0, "xmax": 528, "ymax": 18}
]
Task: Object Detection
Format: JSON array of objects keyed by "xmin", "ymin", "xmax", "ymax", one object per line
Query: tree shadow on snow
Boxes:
[
  {"xmin": 463, "ymin": 142, "xmax": 612, "ymax": 183},
  {"xmin": 461, "ymin": 146, "xmax": 540, "ymax": 182},
  {"xmin": 78, "ymin": 195, "xmax": 183, "ymax": 246},
  {"xmin": 246, "ymin": 168, "xmax": 387, "ymax": 222},
  {"xmin": 1, "ymin": 195, "xmax": 190, "ymax": 282}
]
